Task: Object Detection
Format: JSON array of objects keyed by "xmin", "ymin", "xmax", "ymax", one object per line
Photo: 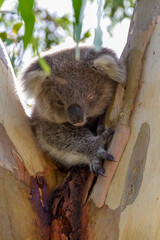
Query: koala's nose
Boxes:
[{"xmin": 67, "ymin": 105, "xmax": 84, "ymax": 124}]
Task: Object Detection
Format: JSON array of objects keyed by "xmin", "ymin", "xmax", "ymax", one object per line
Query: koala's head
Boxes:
[{"xmin": 19, "ymin": 47, "xmax": 126, "ymax": 126}]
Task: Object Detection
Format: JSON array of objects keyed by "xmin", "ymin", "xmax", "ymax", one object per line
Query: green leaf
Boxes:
[
  {"xmin": 38, "ymin": 58, "xmax": 51, "ymax": 75},
  {"xmin": 6, "ymin": 38, "xmax": 14, "ymax": 45},
  {"xmin": 18, "ymin": 0, "xmax": 35, "ymax": 49},
  {"xmin": 17, "ymin": 36, "xmax": 23, "ymax": 42},
  {"xmin": 55, "ymin": 15, "xmax": 72, "ymax": 30},
  {"xmin": 0, "ymin": 0, "xmax": 4, "ymax": 8},
  {"xmin": 0, "ymin": 31, "xmax": 7, "ymax": 41},
  {"xmin": 72, "ymin": 0, "xmax": 82, "ymax": 24},
  {"xmin": 31, "ymin": 37, "xmax": 39, "ymax": 55},
  {"xmin": 72, "ymin": 0, "xmax": 87, "ymax": 44},
  {"xmin": 12, "ymin": 22, "xmax": 23, "ymax": 34},
  {"xmin": 74, "ymin": 22, "xmax": 82, "ymax": 43},
  {"xmin": 81, "ymin": 30, "xmax": 91, "ymax": 42},
  {"xmin": 23, "ymin": 14, "xmax": 35, "ymax": 49}
]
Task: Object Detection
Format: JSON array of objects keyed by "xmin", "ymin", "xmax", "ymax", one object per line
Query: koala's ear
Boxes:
[
  {"xmin": 93, "ymin": 54, "xmax": 126, "ymax": 85},
  {"xmin": 19, "ymin": 60, "xmax": 47, "ymax": 99}
]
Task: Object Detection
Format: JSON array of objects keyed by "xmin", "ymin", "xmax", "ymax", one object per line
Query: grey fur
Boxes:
[{"xmin": 19, "ymin": 46, "xmax": 126, "ymax": 174}]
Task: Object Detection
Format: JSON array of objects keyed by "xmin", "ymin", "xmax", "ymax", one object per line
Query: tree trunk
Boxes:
[
  {"xmin": 0, "ymin": 39, "xmax": 58, "ymax": 240},
  {"xmin": 84, "ymin": 1, "xmax": 160, "ymax": 239},
  {"xmin": 1, "ymin": 0, "xmax": 160, "ymax": 239}
]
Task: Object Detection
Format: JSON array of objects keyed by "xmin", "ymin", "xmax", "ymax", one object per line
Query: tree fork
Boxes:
[{"xmin": 1, "ymin": 0, "xmax": 160, "ymax": 237}]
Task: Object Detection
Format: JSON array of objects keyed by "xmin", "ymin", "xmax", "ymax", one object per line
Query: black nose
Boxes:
[{"xmin": 67, "ymin": 105, "xmax": 84, "ymax": 124}]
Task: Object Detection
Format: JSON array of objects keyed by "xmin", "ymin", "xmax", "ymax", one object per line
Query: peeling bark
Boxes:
[{"xmin": 51, "ymin": 168, "xmax": 89, "ymax": 240}]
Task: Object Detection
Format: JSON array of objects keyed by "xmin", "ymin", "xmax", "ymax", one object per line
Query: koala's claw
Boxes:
[
  {"xmin": 106, "ymin": 153, "xmax": 116, "ymax": 162},
  {"xmin": 97, "ymin": 167, "xmax": 106, "ymax": 177},
  {"xmin": 90, "ymin": 159, "xmax": 103, "ymax": 175},
  {"xmin": 98, "ymin": 126, "xmax": 115, "ymax": 148},
  {"xmin": 97, "ymin": 124, "xmax": 105, "ymax": 136},
  {"xmin": 97, "ymin": 149, "xmax": 115, "ymax": 162}
]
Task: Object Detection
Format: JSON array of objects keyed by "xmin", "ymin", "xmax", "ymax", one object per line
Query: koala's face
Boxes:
[
  {"xmin": 38, "ymin": 63, "xmax": 117, "ymax": 126},
  {"xmin": 20, "ymin": 47, "xmax": 126, "ymax": 126}
]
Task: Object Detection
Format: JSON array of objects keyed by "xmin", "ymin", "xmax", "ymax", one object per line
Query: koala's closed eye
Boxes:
[
  {"xmin": 48, "ymin": 93, "xmax": 64, "ymax": 108},
  {"xmin": 56, "ymin": 99, "xmax": 64, "ymax": 106},
  {"xmin": 86, "ymin": 94, "xmax": 96, "ymax": 102}
]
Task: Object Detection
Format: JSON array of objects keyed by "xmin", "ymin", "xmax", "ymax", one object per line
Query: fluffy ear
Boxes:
[
  {"xmin": 19, "ymin": 60, "xmax": 47, "ymax": 99},
  {"xmin": 93, "ymin": 54, "xmax": 126, "ymax": 85}
]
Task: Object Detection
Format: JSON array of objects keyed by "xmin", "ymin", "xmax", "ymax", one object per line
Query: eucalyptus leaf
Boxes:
[
  {"xmin": 0, "ymin": 31, "xmax": 7, "ymax": 40},
  {"xmin": 6, "ymin": 38, "xmax": 13, "ymax": 45},
  {"xmin": 74, "ymin": 23, "xmax": 82, "ymax": 43},
  {"xmin": 94, "ymin": 26, "xmax": 103, "ymax": 51},
  {"xmin": 0, "ymin": 0, "xmax": 4, "ymax": 8},
  {"xmin": 72, "ymin": 0, "xmax": 87, "ymax": 44},
  {"xmin": 72, "ymin": 0, "xmax": 83, "ymax": 23},
  {"xmin": 18, "ymin": 0, "xmax": 35, "ymax": 49},
  {"xmin": 81, "ymin": 30, "xmax": 91, "ymax": 42},
  {"xmin": 12, "ymin": 22, "xmax": 23, "ymax": 34},
  {"xmin": 94, "ymin": 0, "xmax": 104, "ymax": 50},
  {"xmin": 38, "ymin": 58, "xmax": 51, "ymax": 76}
]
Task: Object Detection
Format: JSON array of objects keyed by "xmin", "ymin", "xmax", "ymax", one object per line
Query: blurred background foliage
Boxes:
[{"xmin": 0, "ymin": 0, "xmax": 135, "ymax": 72}]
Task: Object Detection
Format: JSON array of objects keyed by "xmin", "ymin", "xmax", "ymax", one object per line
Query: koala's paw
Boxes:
[
  {"xmin": 97, "ymin": 124, "xmax": 105, "ymax": 136},
  {"xmin": 90, "ymin": 158, "xmax": 105, "ymax": 176},
  {"xmin": 97, "ymin": 126, "xmax": 115, "ymax": 150},
  {"xmin": 100, "ymin": 126, "xmax": 115, "ymax": 143},
  {"xmin": 90, "ymin": 149, "xmax": 115, "ymax": 176}
]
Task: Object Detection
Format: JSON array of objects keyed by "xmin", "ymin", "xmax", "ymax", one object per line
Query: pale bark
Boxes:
[{"xmin": 0, "ymin": 39, "xmax": 57, "ymax": 240}]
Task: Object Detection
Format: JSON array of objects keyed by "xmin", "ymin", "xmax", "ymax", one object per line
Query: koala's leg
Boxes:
[{"xmin": 35, "ymin": 120, "xmax": 115, "ymax": 175}]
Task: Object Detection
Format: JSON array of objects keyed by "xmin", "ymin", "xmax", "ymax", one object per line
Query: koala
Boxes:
[{"xmin": 19, "ymin": 46, "xmax": 126, "ymax": 175}]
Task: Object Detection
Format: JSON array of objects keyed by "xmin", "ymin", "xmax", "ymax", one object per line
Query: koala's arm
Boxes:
[{"xmin": 34, "ymin": 119, "xmax": 114, "ymax": 174}]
